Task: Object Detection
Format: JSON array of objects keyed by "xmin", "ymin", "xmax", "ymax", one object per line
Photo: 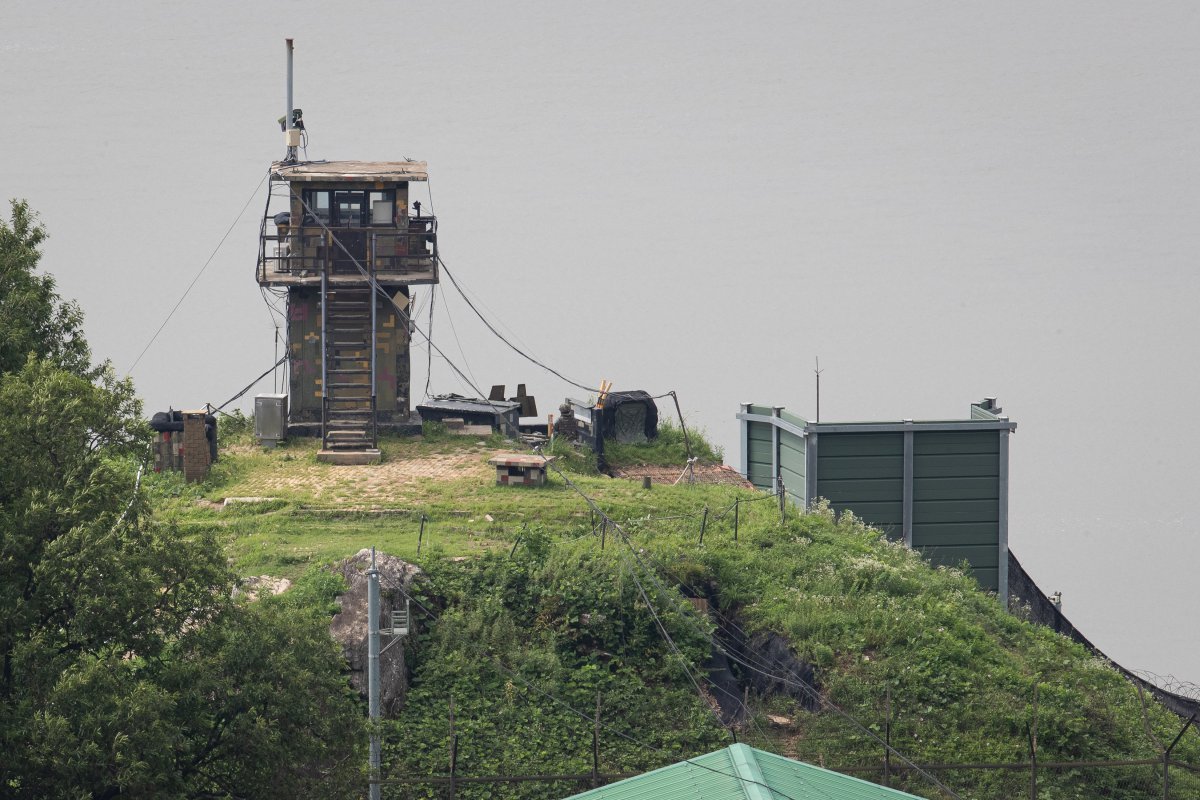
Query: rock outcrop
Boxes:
[{"xmin": 329, "ymin": 549, "xmax": 421, "ymax": 716}]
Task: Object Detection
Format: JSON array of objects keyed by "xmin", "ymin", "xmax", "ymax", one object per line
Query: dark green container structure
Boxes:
[{"xmin": 737, "ymin": 400, "xmax": 1015, "ymax": 605}]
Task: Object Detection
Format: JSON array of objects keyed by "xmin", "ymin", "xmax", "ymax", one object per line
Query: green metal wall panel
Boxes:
[
  {"xmin": 917, "ymin": 544, "xmax": 1000, "ymax": 569},
  {"xmin": 779, "ymin": 433, "xmax": 805, "ymax": 480},
  {"xmin": 913, "ymin": 430, "xmax": 999, "ymax": 455},
  {"xmin": 912, "ymin": 499, "xmax": 999, "ymax": 524},
  {"xmin": 910, "ymin": 430, "xmax": 1001, "ymax": 591},
  {"xmin": 779, "ymin": 410, "xmax": 808, "ymax": 427},
  {"xmin": 912, "ymin": 476, "xmax": 999, "ymax": 501},
  {"xmin": 748, "ymin": 424, "xmax": 773, "ymax": 442},
  {"xmin": 748, "ymin": 438, "xmax": 774, "ymax": 463},
  {"xmin": 820, "ymin": 432, "xmax": 905, "ymax": 457},
  {"xmin": 913, "ymin": 453, "xmax": 998, "ymax": 477},
  {"xmin": 819, "ymin": 478, "xmax": 904, "ymax": 503},
  {"xmin": 819, "ymin": 455, "xmax": 903, "ymax": 480},
  {"xmin": 963, "ymin": 567, "xmax": 998, "ymax": 591},
  {"xmin": 909, "ymin": 523, "xmax": 998, "ymax": 546},
  {"xmin": 817, "ymin": 432, "xmax": 904, "ymax": 537}
]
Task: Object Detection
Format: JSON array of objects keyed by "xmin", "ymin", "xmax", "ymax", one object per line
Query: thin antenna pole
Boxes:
[
  {"xmin": 814, "ymin": 357, "xmax": 824, "ymax": 423},
  {"xmin": 367, "ymin": 547, "xmax": 381, "ymax": 800},
  {"xmin": 285, "ymin": 38, "xmax": 298, "ymax": 163}
]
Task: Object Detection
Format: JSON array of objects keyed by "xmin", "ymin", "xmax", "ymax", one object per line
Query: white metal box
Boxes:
[{"xmin": 254, "ymin": 394, "xmax": 289, "ymax": 442}]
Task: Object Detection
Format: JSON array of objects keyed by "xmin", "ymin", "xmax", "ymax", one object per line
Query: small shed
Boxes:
[
  {"xmin": 737, "ymin": 400, "xmax": 1016, "ymax": 604},
  {"xmin": 416, "ymin": 395, "xmax": 520, "ymax": 436},
  {"xmin": 563, "ymin": 743, "xmax": 925, "ymax": 800}
]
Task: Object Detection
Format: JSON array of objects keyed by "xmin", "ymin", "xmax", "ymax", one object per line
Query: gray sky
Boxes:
[{"xmin": 3, "ymin": 2, "xmax": 1197, "ymax": 684}]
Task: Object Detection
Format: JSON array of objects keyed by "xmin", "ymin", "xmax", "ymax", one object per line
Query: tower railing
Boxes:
[{"xmin": 257, "ymin": 217, "xmax": 438, "ymax": 283}]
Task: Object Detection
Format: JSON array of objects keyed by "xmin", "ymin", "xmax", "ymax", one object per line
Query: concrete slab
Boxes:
[{"xmin": 317, "ymin": 449, "xmax": 382, "ymax": 465}]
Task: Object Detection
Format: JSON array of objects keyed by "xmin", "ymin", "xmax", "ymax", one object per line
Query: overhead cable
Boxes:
[
  {"xmin": 126, "ymin": 170, "xmax": 269, "ymax": 375},
  {"xmin": 438, "ymin": 255, "xmax": 601, "ymax": 394}
]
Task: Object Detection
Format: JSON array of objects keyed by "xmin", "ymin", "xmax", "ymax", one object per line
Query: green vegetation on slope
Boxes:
[
  {"xmin": 158, "ymin": 430, "xmax": 1200, "ymax": 800},
  {"xmin": 0, "ymin": 202, "xmax": 362, "ymax": 800}
]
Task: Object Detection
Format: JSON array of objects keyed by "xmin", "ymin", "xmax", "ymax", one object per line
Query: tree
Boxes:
[
  {"xmin": 0, "ymin": 204, "xmax": 363, "ymax": 798},
  {"xmin": 0, "ymin": 200, "xmax": 91, "ymax": 376}
]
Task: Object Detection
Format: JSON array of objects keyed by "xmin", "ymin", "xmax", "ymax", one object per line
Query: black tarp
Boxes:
[{"xmin": 599, "ymin": 391, "xmax": 658, "ymax": 443}]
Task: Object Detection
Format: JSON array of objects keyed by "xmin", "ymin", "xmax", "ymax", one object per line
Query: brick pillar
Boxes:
[{"xmin": 182, "ymin": 410, "xmax": 210, "ymax": 483}]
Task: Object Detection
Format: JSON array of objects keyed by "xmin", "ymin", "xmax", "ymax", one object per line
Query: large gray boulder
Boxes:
[{"xmin": 329, "ymin": 549, "xmax": 421, "ymax": 716}]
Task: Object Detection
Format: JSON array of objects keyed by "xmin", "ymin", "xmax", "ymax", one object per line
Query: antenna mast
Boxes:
[
  {"xmin": 814, "ymin": 357, "xmax": 823, "ymax": 423},
  {"xmin": 284, "ymin": 38, "xmax": 299, "ymax": 164}
]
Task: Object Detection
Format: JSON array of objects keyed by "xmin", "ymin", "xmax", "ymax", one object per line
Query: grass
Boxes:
[
  {"xmin": 143, "ymin": 425, "xmax": 1200, "ymax": 799},
  {"xmin": 150, "ymin": 429, "xmax": 757, "ymax": 580},
  {"xmin": 604, "ymin": 418, "xmax": 724, "ymax": 467}
]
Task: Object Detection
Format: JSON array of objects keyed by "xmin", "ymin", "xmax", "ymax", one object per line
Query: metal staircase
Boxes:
[{"xmin": 321, "ymin": 279, "xmax": 378, "ymax": 454}]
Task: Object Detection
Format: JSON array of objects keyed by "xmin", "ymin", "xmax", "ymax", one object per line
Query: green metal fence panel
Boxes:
[
  {"xmin": 746, "ymin": 420, "xmax": 774, "ymax": 490},
  {"xmin": 748, "ymin": 438, "xmax": 774, "ymax": 463},
  {"xmin": 911, "ymin": 430, "xmax": 1002, "ymax": 591},
  {"xmin": 820, "ymin": 432, "xmax": 905, "ymax": 457},
  {"xmin": 918, "ymin": 543, "xmax": 1001, "ymax": 569},
  {"xmin": 912, "ymin": 430, "xmax": 999, "ymax": 455},
  {"xmin": 909, "ymin": 522, "xmax": 998, "ymax": 546},
  {"xmin": 912, "ymin": 499, "xmax": 1000, "ymax": 524},
  {"xmin": 817, "ymin": 432, "xmax": 904, "ymax": 537},
  {"xmin": 819, "ymin": 455, "xmax": 905, "ymax": 480},
  {"xmin": 913, "ymin": 453, "xmax": 999, "ymax": 477},
  {"xmin": 818, "ymin": 478, "xmax": 904, "ymax": 503},
  {"xmin": 912, "ymin": 476, "xmax": 999, "ymax": 501}
]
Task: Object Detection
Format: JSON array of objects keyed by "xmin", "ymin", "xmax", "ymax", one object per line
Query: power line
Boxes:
[
  {"xmin": 534, "ymin": 452, "xmax": 965, "ymax": 800},
  {"xmin": 438, "ymin": 255, "xmax": 601, "ymax": 394},
  {"xmin": 287, "ymin": 190, "xmax": 510, "ymax": 422},
  {"xmin": 376, "ymin": 572, "xmax": 806, "ymax": 800},
  {"xmin": 126, "ymin": 170, "xmax": 269, "ymax": 376}
]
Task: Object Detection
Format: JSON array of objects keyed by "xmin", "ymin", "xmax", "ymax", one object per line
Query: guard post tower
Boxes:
[
  {"xmin": 257, "ymin": 161, "xmax": 437, "ymax": 462},
  {"xmin": 256, "ymin": 161, "xmax": 438, "ymax": 461},
  {"xmin": 256, "ymin": 40, "xmax": 439, "ymax": 463}
]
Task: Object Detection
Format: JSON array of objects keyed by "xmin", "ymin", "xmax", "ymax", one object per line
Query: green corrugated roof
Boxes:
[{"xmin": 564, "ymin": 744, "xmax": 925, "ymax": 800}]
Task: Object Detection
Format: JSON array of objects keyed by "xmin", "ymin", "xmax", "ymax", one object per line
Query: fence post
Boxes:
[
  {"xmin": 449, "ymin": 696, "xmax": 458, "ymax": 800},
  {"xmin": 1164, "ymin": 714, "xmax": 1195, "ymax": 800},
  {"xmin": 779, "ymin": 479, "xmax": 787, "ymax": 525},
  {"xmin": 417, "ymin": 513, "xmax": 427, "ymax": 555},
  {"xmin": 699, "ymin": 507, "xmax": 708, "ymax": 545},
  {"xmin": 733, "ymin": 499, "xmax": 739, "ymax": 543},
  {"xmin": 884, "ymin": 687, "xmax": 891, "ymax": 787},
  {"xmin": 592, "ymin": 692, "xmax": 602, "ymax": 788},
  {"xmin": 1028, "ymin": 683, "xmax": 1039, "ymax": 800}
]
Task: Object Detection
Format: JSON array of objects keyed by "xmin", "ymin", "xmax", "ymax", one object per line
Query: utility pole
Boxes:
[
  {"xmin": 368, "ymin": 548, "xmax": 381, "ymax": 800},
  {"xmin": 367, "ymin": 548, "xmax": 411, "ymax": 800}
]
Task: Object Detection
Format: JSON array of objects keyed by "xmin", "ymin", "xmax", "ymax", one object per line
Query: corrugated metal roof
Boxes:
[{"xmin": 564, "ymin": 744, "xmax": 925, "ymax": 800}]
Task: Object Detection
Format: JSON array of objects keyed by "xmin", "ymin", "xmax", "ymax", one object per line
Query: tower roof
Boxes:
[{"xmin": 270, "ymin": 160, "xmax": 429, "ymax": 182}]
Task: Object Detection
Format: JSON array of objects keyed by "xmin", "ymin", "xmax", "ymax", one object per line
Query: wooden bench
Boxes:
[{"xmin": 488, "ymin": 453, "xmax": 555, "ymax": 487}]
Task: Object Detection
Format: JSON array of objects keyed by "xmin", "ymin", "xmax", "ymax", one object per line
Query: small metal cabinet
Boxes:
[{"xmin": 254, "ymin": 394, "xmax": 289, "ymax": 444}]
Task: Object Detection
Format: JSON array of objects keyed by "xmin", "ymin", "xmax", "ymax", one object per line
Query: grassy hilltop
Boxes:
[{"xmin": 152, "ymin": 422, "xmax": 1200, "ymax": 800}]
